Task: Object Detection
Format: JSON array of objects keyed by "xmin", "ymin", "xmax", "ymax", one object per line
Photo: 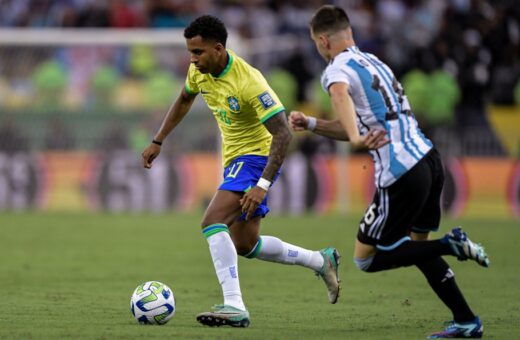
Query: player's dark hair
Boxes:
[
  {"xmin": 184, "ymin": 15, "xmax": 228, "ymax": 46},
  {"xmin": 310, "ymin": 5, "xmax": 351, "ymax": 34}
]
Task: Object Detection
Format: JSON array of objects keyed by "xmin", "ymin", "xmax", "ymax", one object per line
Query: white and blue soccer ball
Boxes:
[{"xmin": 130, "ymin": 281, "xmax": 176, "ymax": 325}]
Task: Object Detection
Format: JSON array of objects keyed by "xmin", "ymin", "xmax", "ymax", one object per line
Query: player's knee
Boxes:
[
  {"xmin": 411, "ymin": 232, "xmax": 429, "ymax": 241},
  {"xmin": 200, "ymin": 217, "xmax": 225, "ymax": 229},
  {"xmin": 235, "ymin": 242, "xmax": 255, "ymax": 257},
  {"xmin": 200, "ymin": 221, "xmax": 214, "ymax": 230},
  {"xmin": 353, "ymin": 256, "xmax": 375, "ymax": 272},
  {"xmin": 200, "ymin": 212, "xmax": 235, "ymax": 229}
]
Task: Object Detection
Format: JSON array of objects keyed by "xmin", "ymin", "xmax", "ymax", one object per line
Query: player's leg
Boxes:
[
  {"xmin": 354, "ymin": 150, "xmax": 489, "ymax": 272},
  {"xmin": 230, "ymin": 217, "xmax": 324, "ymax": 270},
  {"xmin": 413, "ymin": 232, "xmax": 477, "ymax": 325},
  {"xmin": 409, "ymin": 156, "xmax": 483, "ymax": 338},
  {"xmin": 197, "ymin": 190, "xmax": 250, "ymax": 327},
  {"xmin": 221, "ymin": 155, "xmax": 337, "ymax": 279},
  {"xmin": 412, "ymin": 165, "xmax": 477, "ymax": 325},
  {"xmin": 353, "ymin": 191, "xmax": 451, "ymax": 272},
  {"xmin": 229, "ymin": 216, "xmax": 340, "ymax": 304}
]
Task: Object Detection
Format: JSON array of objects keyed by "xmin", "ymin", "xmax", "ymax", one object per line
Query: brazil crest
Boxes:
[{"xmin": 227, "ymin": 96, "xmax": 240, "ymax": 113}]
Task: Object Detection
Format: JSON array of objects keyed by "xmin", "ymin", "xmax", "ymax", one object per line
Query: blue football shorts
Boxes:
[{"xmin": 219, "ymin": 155, "xmax": 281, "ymax": 221}]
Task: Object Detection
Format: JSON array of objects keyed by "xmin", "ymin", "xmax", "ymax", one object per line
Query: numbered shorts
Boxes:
[
  {"xmin": 219, "ymin": 155, "xmax": 281, "ymax": 221},
  {"xmin": 357, "ymin": 149, "xmax": 445, "ymax": 250}
]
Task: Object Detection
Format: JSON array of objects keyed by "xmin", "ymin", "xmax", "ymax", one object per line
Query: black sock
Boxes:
[
  {"xmin": 417, "ymin": 257, "xmax": 476, "ymax": 322},
  {"xmin": 366, "ymin": 240, "xmax": 452, "ymax": 272}
]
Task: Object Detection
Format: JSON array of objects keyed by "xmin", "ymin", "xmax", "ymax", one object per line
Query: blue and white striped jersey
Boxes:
[{"xmin": 321, "ymin": 46, "xmax": 433, "ymax": 188}]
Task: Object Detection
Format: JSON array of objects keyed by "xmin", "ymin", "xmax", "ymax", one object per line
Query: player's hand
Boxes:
[
  {"xmin": 141, "ymin": 143, "xmax": 161, "ymax": 169},
  {"xmin": 288, "ymin": 111, "xmax": 309, "ymax": 131},
  {"xmin": 239, "ymin": 186, "xmax": 267, "ymax": 220},
  {"xmin": 352, "ymin": 129, "xmax": 390, "ymax": 150}
]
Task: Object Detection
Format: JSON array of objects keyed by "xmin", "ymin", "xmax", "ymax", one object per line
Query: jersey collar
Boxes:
[
  {"xmin": 214, "ymin": 50, "xmax": 233, "ymax": 78},
  {"xmin": 330, "ymin": 46, "xmax": 358, "ymax": 64}
]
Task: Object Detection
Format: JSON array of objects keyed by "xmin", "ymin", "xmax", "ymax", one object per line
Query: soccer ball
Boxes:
[{"xmin": 130, "ymin": 281, "xmax": 176, "ymax": 325}]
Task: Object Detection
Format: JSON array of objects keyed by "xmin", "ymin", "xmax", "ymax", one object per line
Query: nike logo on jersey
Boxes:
[{"xmin": 200, "ymin": 90, "xmax": 210, "ymax": 94}]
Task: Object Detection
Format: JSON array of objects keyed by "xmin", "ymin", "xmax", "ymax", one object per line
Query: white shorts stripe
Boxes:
[
  {"xmin": 368, "ymin": 190, "xmax": 386, "ymax": 238},
  {"xmin": 374, "ymin": 189, "xmax": 390, "ymax": 240}
]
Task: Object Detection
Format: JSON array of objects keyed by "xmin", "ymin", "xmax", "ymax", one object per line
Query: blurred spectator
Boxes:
[
  {"xmin": 0, "ymin": 116, "xmax": 29, "ymax": 154},
  {"xmin": 44, "ymin": 118, "xmax": 75, "ymax": 150},
  {"xmin": 142, "ymin": 71, "xmax": 179, "ymax": 110},
  {"xmin": 145, "ymin": 0, "xmax": 198, "ymax": 28},
  {"xmin": 76, "ymin": 1, "xmax": 109, "ymax": 27},
  {"xmin": 129, "ymin": 45, "xmax": 157, "ymax": 77},
  {"xmin": 298, "ymin": 133, "xmax": 336, "ymax": 159},
  {"xmin": 90, "ymin": 64, "xmax": 121, "ymax": 109},
  {"xmin": 515, "ymin": 79, "xmax": 520, "ymax": 106},
  {"xmin": 402, "ymin": 69, "xmax": 459, "ymax": 137},
  {"xmin": 281, "ymin": 49, "xmax": 315, "ymax": 103},
  {"xmin": 401, "ymin": 69, "xmax": 429, "ymax": 119},
  {"xmin": 99, "ymin": 121, "xmax": 129, "ymax": 152},
  {"xmin": 0, "ymin": 0, "xmax": 517, "ymax": 156},
  {"xmin": 266, "ymin": 68, "xmax": 298, "ymax": 111},
  {"xmin": 109, "ymin": 0, "xmax": 144, "ymax": 28},
  {"xmin": 31, "ymin": 60, "xmax": 67, "ymax": 111}
]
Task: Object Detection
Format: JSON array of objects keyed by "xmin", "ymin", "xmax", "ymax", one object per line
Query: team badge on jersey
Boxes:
[
  {"xmin": 257, "ymin": 91, "xmax": 275, "ymax": 109},
  {"xmin": 227, "ymin": 96, "xmax": 240, "ymax": 113}
]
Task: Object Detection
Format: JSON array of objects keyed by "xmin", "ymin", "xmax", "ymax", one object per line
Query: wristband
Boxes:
[
  {"xmin": 307, "ymin": 117, "xmax": 317, "ymax": 131},
  {"xmin": 152, "ymin": 139, "xmax": 162, "ymax": 146},
  {"xmin": 256, "ymin": 177, "xmax": 271, "ymax": 191}
]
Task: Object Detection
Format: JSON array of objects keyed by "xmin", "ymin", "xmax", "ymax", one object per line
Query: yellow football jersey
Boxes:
[{"xmin": 184, "ymin": 50, "xmax": 285, "ymax": 166}]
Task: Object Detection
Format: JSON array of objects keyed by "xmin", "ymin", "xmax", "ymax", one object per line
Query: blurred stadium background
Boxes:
[
  {"xmin": 1, "ymin": 1, "xmax": 520, "ymax": 339},
  {"xmin": 0, "ymin": 0, "xmax": 518, "ymax": 218}
]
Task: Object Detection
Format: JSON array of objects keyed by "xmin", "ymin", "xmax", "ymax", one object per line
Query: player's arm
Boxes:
[
  {"xmin": 329, "ymin": 82, "xmax": 363, "ymax": 146},
  {"xmin": 261, "ymin": 112, "xmax": 292, "ymax": 180},
  {"xmin": 290, "ymin": 82, "xmax": 389, "ymax": 149},
  {"xmin": 289, "ymin": 112, "xmax": 349, "ymax": 140},
  {"xmin": 141, "ymin": 87, "xmax": 197, "ymax": 168},
  {"xmin": 240, "ymin": 112, "xmax": 291, "ymax": 220},
  {"xmin": 330, "ymin": 82, "xmax": 389, "ymax": 149}
]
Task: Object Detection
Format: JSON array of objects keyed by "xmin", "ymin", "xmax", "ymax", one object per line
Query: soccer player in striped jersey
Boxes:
[
  {"xmin": 141, "ymin": 15, "xmax": 342, "ymax": 328},
  {"xmin": 289, "ymin": 5, "xmax": 489, "ymax": 339}
]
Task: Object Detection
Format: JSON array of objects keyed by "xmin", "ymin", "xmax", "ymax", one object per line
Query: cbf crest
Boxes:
[{"xmin": 227, "ymin": 96, "xmax": 240, "ymax": 113}]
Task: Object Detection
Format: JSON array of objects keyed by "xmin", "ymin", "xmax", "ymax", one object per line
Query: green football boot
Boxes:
[
  {"xmin": 316, "ymin": 247, "xmax": 341, "ymax": 304},
  {"xmin": 196, "ymin": 304, "xmax": 250, "ymax": 328}
]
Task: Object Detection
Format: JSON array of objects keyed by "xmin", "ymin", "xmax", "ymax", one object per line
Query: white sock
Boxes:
[
  {"xmin": 204, "ymin": 224, "xmax": 246, "ymax": 311},
  {"xmin": 254, "ymin": 235, "xmax": 324, "ymax": 271}
]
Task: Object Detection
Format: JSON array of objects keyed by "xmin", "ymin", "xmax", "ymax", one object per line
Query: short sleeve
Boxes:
[
  {"xmin": 184, "ymin": 64, "xmax": 200, "ymax": 95},
  {"xmin": 321, "ymin": 63, "xmax": 351, "ymax": 92},
  {"xmin": 244, "ymin": 71, "xmax": 285, "ymax": 123}
]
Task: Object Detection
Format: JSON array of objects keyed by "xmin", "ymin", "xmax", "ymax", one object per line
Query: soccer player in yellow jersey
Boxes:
[{"xmin": 141, "ymin": 15, "xmax": 340, "ymax": 328}]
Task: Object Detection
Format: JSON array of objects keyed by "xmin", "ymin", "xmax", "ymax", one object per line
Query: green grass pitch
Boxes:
[{"xmin": 1, "ymin": 212, "xmax": 518, "ymax": 339}]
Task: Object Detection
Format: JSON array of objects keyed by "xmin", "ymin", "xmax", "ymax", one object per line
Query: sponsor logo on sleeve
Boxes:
[{"xmin": 257, "ymin": 91, "xmax": 276, "ymax": 109}]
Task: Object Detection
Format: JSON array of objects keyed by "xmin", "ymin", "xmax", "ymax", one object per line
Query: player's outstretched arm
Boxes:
[
  {"xmin": 289, "ymin": 111, "xmax": 349, "ymax": 140},
  {"xmin": 141, "ymin": 88, "xmax": 196, "ymax": 169},
  {"xmin": 240, "ymin": 112, "xmax": 291, "ymax": 220}
]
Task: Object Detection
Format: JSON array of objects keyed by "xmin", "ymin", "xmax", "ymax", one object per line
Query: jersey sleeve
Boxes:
[
  {"xmin": 184, "ymin": 64, "xmax": 200, "ymax": 95},
  {"xmin": 321, "ymin": 63, "xmax": 351, "ymax": 92},
  {"xmin": 243, "ymin": 71, "xmax": 285, "ymax": 123}
]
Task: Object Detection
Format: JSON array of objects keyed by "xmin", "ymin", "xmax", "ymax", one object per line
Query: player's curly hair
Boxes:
[
  {"xmin": 184, "ymin": 15, "xmax": 228, "ymax": 46},
  {"xmin": 310, "ymin": 5, "xmax": 350, "ymax": 34}
]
